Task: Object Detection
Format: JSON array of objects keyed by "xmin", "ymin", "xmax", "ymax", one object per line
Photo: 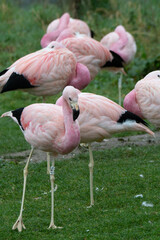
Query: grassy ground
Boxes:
[
  {"xmin": 0, "ymin": 0, "xmax": 160, "ymax": 239},
  {"xmin": 0, "ymin": 146, "xmax": 160, "ymax": 239}
]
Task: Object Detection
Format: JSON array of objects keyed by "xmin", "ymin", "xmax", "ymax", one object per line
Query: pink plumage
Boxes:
[
  {"xmin": 41, "ymin": 12, "xmax": 91, "ymax": 48},
  {"xmin": 57, "ymin": 90, "xmax": 154, "ymax": 139},
  {"xmin": 47, "ymin": 13, "xmax": 91, "ymax": 36},
  {"xmin": 2, "ymin": 86, "xmax": 80, "ymax": 154},
  {"xmin": 56, "ymin": 30, "xmax": 113, "ymax": 80},
  {"xmin": 100, "ymin": 25, "xmax": 137, "ymax": 64},
  {"xmin": 123, "ymin": 70, "xmax": 160, "ymax": 127},
  {"xmin": 0, "ymin": 41, "xmax": 91, "ymax": 96},
  {"xmin": 1, "ymin": 86, "xmax": 80, "ymax": 231},
  {"xmin": 56, "ymin": 88, "xmax": 154, "ymax": 206}
]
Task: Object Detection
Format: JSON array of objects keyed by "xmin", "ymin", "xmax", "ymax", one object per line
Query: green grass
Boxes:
[
  {"xmin": 0, "ymin": 0, "xmax": 160, "ymax": 239},
  {"xmin": 0, "ymin": 146, "xmax": 160, "ymax": 239}
]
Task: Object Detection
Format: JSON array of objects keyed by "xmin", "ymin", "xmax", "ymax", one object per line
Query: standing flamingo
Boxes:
[
  {"xmin": 1, "ymin": 86, "xmax": 80, "ymax": 232},
  {"xmin": 54, "ymin": 29, "xmax": 113, "ymax": 80},
  {"xmin": 123, "ymin": 70, "xmax": 160, "ymax": 126},
  {"xmin": 100, "ymin": 25, "xmax": 137, "ymax": 105},
  {"xmin": 41, "ymin": 12, "xmax": 92, "ymax": 48},
  {"xmin": 56, "ymin": 88, "xmax": 154, "ymax": 206},
  {"xmin": 0, "ymin": 41, "xmax": 91, "ymax": 96}
]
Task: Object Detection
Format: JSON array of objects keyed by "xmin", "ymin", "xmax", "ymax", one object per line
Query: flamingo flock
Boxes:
[{"xmin": 0, "ymin": 10, "xmax": 158, "ymax": 232}]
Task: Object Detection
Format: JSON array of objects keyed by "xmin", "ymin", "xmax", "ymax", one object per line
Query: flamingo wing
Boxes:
[{"xmin": 0, "ymin": 47, "xmax": 77, "ymax": 95}]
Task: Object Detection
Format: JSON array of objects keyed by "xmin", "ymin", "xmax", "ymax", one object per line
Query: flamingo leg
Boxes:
[
  {"xmin": 48, "ymin": 156, "xmax": 62, "ymax": 229},
  {"xmin": 12, "ymin": 147, "xmax": 34, "ymax": 232},
  {"xmin": 118, "ymin": 72, "xmax": 123, "ymax": 106},
  {"xmin": 47, "ymin": 152, "xmax": 51, "ymax": 174},
  {"xmin": 88, "ymin": 144, "xmax": 94, "ymax": 207}
]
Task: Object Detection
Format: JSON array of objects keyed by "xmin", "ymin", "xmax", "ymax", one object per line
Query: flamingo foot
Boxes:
[
  {"xmin": 80, "ymin": 143, "xmax": 88, "ymax": 148},
  {"xmin": 48, "ymin": 222, "xmax": 63, "ymax": 229},
  {"xmin": 12, "ymin": 216, "xmax": 26, "ymax": 232},
  {"xmin": 87, "ymin": 203, "xmax": 94, "ymax": 209}
]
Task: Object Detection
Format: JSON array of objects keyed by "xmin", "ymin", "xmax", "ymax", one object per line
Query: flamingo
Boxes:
[
  {"xmin": 54, "ymin": 29, "xmax": 113, "ymax": 80},
  {"xmin": 123, "ymin": 70, "xmax": 160, "ymax": 126},
  {"xmin": 0, "ymin": 41, "xmax": 91, "ymax": 97},
  {"xmin": 1, "ymin": 86, "xmax": 80, "ymax": 232},
  {"xmin": 41, "ymin": 12, "xmax": 92, "ymax": 48},
  {"xmin": 100, "ymin": 25, "xmax": 137, "ymax": 105},
  {"xmin": 56, "ymin": 88, "xmax": 154, "ymax": 207}
]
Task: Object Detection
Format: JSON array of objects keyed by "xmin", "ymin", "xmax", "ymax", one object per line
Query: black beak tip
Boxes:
[{"xmin": 73, "ymin": 109, "xmax": 80, "ymax": 121}]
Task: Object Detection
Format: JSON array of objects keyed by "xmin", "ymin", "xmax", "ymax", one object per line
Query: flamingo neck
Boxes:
[
  {"xmin": 56, "ymin": 29, "xmax": 74, "ymax": 42},
  {"xmin": 41, "ymin": 32, "xmax": 57, "ymax": 48},
  {"xmin": 61, "ymin": 97, "xmax": 80, "ymax": 154},
  {"xmin": 123, "ymin": 89, "xmax": 144, "ymax": 119},
  {"xmin": 41, "ymin": 13, "xmax": 70, "ymax": 48},
  {"xmin": 110, "ymin": 26, "xmax": 128, "ymax": 61},
  {"xmin": 69, "ymin": 63, "xmax": 91, "ymax": 90}
]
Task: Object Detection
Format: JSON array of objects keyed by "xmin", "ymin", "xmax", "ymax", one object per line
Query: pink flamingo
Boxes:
[
  {"xmin": 100, "ymin": 25, "xmax": 137, "ymax": 105},
  {"xmin": 1, "ymin": 86, "xmax": 80, "ymax": 232},
  {"xmin": 0, "ymin": 41, "xmax": 91, "ymax": 97},
  {"xmin": 55, "ymin": 29, "xmax": 113, "ymax": 80},
  {"xmin": 123, "ymin": 70, "xmax": 160, "ymax": 126},
  {"xmin": 41, "ymin": 12, "xmax": 92, "ymax": 48},
  {"xmin": 56, "ymin": 88, "xmax": 154, "ymax": 206}
]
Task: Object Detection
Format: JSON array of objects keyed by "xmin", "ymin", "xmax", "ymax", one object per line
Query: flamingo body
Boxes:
[
  {"xmin": 1, "ymin": 86, "xmax": 81, "ymax": 231},
  {"xmin": 2, "ymin": 86, "xmax": 80, "ymax": 154},
  {"xmin": 57, "ymin": 90, "xmax": 154, "ymax": 142},
  {"xmin": 56, "ymin": 88, "xmax": 154, "ymax": 206},
  {"xmin": 41, "ymin": 13, "xmax": 92, "ymax": 48},
  {"xmin": 57, "ymin": 31, "xmax": 112, "ymax": 80},
  {"xmin": 0, "ymin": 42, "xmax": 91, "ymax": 96},
  {"xmin": 123, "ymin": 70, "xmax": 160, "ymax": 127},
  {"xmin": 101, "ymin": 25, "xmax": 137, "ymax": 64}
]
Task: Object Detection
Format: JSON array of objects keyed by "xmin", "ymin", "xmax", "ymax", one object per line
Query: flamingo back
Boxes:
[
  {"xmin": 78, "ymin": 93, "xmax": 125, "ymax": 142},
  {"xmin": 61, "ymin": 35, "xmax": 112, "ymax": 79}
]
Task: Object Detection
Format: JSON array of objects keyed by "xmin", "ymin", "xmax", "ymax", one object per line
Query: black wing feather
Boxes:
[
  {"xmin": 102, "ymin": 50, "xmax": 124, "ymax": 68},
  {"xmin": 117, "ymin": 111, "xmax": 148, "ymax": 126},
  {"xmin": 12, "ymin": 108, "xmax": 24, "ymax": 130},
  {"xmin": 0, "ymin": 69, "xmax": 8, "ymax": 76},
  {"xmin": 1, "ymin": 72, "xmax": 36, "ymax": 93}
]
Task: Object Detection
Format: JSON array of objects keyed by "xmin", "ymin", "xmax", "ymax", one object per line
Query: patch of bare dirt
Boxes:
[{"xmin": 1, "ymin": 131, "xmax": 159, "ymax": 164}]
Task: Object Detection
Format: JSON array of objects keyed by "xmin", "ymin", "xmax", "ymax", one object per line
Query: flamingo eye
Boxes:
[
  {"xmin": 69, "ymin": 97, "xmax": 72, "ymax": 101},
  {"xmin": 51, "ymin": 45, "xmax": 54, "ymax": 48},
  {"xmin": 158, "ymin": 75, "xmax": 160, "ymax": 78}
]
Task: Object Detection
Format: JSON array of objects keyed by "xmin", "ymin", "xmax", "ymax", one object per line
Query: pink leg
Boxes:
[
  {"xmin": 88, "ymin": 144, "xmax": 94, "ymax": 207},
  {"xmin": 48, "ymin": 155, "xmax": 62, "ymax": 229},
  {"xmin": 12, "ymin": 147, "xmax": 34, "ymax": 232}
]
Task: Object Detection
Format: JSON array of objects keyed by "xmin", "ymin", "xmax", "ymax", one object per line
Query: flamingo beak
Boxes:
[{"xmin": 71, "ymin": 102, "xmax": 80, "ymax": 121}]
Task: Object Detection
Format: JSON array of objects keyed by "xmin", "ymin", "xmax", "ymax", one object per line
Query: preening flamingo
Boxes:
[
  {"xmin": 56, "ymin": 88, "xmax": 154, "ymax": 206},
  {"xmin": 1, "ymin": 86, "xmax": 80, "ymax": 232},
  {"xmin": 55, "ymin": 29, "xmax": 113, "ymax": 80},
  {"xmin": 123, "ymin": 70, "xmax": 160, "ymax": 127},
  {"xmin": 0, "ymin": 41, "xmax": 91, "ymax": 97},
  {"xmin": 41, "ymin": 12, "xmax": 92, "ymax": 48},
  {"xmin": 101, "ymin": 25, "xmax": 137, "ymax": 105}
]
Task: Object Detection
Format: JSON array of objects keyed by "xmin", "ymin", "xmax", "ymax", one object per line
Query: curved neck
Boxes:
[
  {"xmin": 61, "ymin": 97, "xmax": 80, "ymax": 154},
  {"xmin": 41, "ymin": 31, "xmax": 60, "ymax": 48},
  {"xmin": 69, "ymin": 63, "xmax": 91, "ymax": 90},
  {"xmin": 41, "ymin": 13, "xmax": 70, "ymax": 48}
]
